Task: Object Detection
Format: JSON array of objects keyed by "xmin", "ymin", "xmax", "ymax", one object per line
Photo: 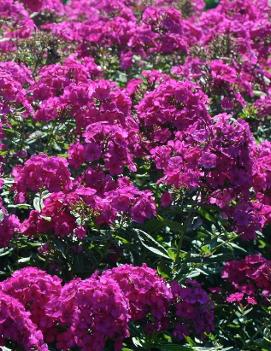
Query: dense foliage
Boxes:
[{"xmin": 0, "ymin": 0, "xmax": 271, "ymax": 350}]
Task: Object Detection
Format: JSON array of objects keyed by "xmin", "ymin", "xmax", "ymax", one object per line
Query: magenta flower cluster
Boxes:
[
  {"xmin": 0, "ymin": 0, "xmax": 271, "ymax": 348},
  {"xmin": 12, "ymin": 154, "xmax": 72, "ymax": 203},
  {"xmin": 17, "ymin": 175, "xmax": 156, "ymax": 239},
  {"xmin": 222, "ymin": 254, "xmax": 271, "ymax": 305},
  {"xmin": 0, "ymin": 200, "xmax": 20, "ymax": 248},
  {"xmin": 171, "ymin": 279, "xmax": 214, "ymax": 340},
  {"xmin": 0, "ymin": 291, "xmax": 48, "ymax": 351},
  {"xmin": 0, "ymin": 265, "xmax": 214, "ymax": 350},
  {"xmin": 0, "ymin": 0, "xmax": 270, "ymax": 246}
]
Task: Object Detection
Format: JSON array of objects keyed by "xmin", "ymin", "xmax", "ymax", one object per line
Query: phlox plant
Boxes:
[{"xmin": 0, "ymin": 0, "xmax": 271, "ymax": 350}]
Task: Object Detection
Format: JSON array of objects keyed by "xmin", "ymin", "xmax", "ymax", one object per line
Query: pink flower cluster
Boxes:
[
  {"xmin": 171, "ymin": 279, "xmax": 214, "ymax": 340},
  {"xmin": 0, "ymin": 265, "xmax": 214, "ymax": 350},
  {"xmin": 45, "ymin": 1, "xmax": 201, "ymax": 64},
  {"xmin": 0, "ymin": 267, "xmax": 62, "ymax": 342},
  {"xmin": 0, "ymin": 291, "xmax": 48, "ymax": 351},
  {"xmin": 70, "ymin": 121, "xmax": 137, "ymax": 175},
  {"xmin": 136, "ymin": 79, "xmax": 210, "ymax": 144},
  {"xmin": 30, "ymin": 56, "xmax": 102, "ymax": 123},
  {"xmin": 102, "ymin": 264, "xmax": 172, "ymax": 322},
  {"xmin": 12, "ymin": 154, "xmax": 72, "ymax": 203},
  {"xmin": 0, "ymin": 0, "xmax": 270, "ymax": 243},
  {"xmin": 0, "ymin": 0, "xmax": 34, "ymax": 51},
  {"xmin": 15, "ymin": 171, "xmax": 156, "ymax": 240},
  {"xmin": 0, "ymin": 201, "xmax": 20, "ymax": 247},
  {"xmin": 2, "ymin": 2, "xmax": 271, "ymax": 255},
  {"xmin": 57, "ymin": 275, "xmax": 130, "ymax": 351},
  {"xmin": 150, "ymin": 110, "xmax": 271, "ymax": 239},
  {"xmin": 0, "ymin": 61, "xmax": 33, "ymax": 116},
  {"xmin": 1, "ymin": 0, "xmax": 271, "ymax": 348},
  {"xmin": 222, "ymin": 254, "xmax": 271, "ymax": 305},
  {"xmin": 20, "ymin": 0, "xmax": 64, "ymax": 14},
  {"xmin": 61, "ymin": 79, "xmax": 133, "ymax": 131}
]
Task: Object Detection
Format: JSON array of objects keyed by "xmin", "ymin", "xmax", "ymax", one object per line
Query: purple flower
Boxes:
[
  {"xmin": 0, "ymin": 291, "xmax": 48, "ymax": 351},
  {"xmin": 12, "ymin": 154, "xmax": 71, "ymax": 202},
  {"xmin": 0, "ymin": 267, "xmax": 62, "ymax": 342}
]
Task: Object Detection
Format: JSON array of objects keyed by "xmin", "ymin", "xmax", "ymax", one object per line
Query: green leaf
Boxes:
[
  {"xmin": 136, "ymin": 229, "xmax": 170, "ymax": 260},
  {"xmin": 8, "ymin": 203, "xmax": 32, "ymax": 210},
  {"xmin": 197, "ymin": 208, "xmax": 216, "ymax": 222},
  {"xmin": 167, "ymin": 248, "xmax": 176, "ymax": 261},
  {"xmin": 154, "ymin": 344, "xmax": 192, "ymax": 351},
  {"xmin": 132, "ymin": 337, "xmax": 143, "ymax": 347},
  {"xmin": 33, "ymin": 196, "xmax": 42, "ymax": 211},
  {"xmin": 18, "ymin": 257, "xmax": 31, "ymax": 264},
  {"xmin": 0, "ymin": 248, "xmax": 13, "ymax": 257},
  {"xmin": 140, "ymin": 243, "xmax": 170, "ymax": 259}
]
